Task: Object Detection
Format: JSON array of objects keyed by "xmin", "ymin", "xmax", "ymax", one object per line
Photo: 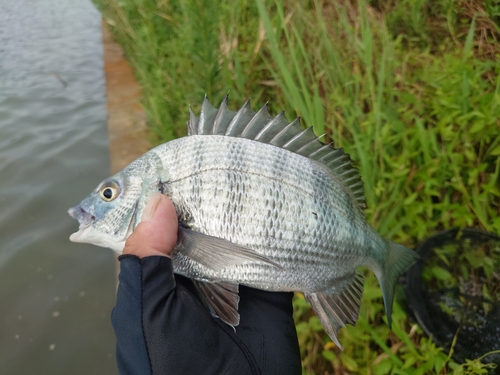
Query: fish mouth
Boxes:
[
  {"xmin": 68, "ymin": 205, "xmax": 95, "ymax": 227},
  {"xmin": 67, "ymin": 204, "xmax": 132, "ymax": 253},
  {"xmin": 68, "ymin": 205, "xmax": 95, "ymax": 242}
]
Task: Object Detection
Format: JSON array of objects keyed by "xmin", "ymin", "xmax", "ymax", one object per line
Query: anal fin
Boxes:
[
  {"xmin": 194, "ymin": 280, "xmax": 240, "ymax": 328},
  {"xmin": 305, "ymin": 272, "xmax": 364, "ymax": 349}
]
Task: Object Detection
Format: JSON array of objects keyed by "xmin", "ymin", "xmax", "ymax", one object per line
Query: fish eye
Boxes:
[{"xmin": 99, "ymin": 181, "xmax": 120, "ymax": 202}]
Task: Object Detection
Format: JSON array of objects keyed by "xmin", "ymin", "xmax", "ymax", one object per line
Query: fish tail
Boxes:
[{"xmin": 376, "ymin": 241, "xmax": 418, "ymax": 328}]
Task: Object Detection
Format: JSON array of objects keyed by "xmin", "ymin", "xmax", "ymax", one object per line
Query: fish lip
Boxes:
[
  {"xmin": 68, "ymin": 205, "xmax": 95, "ymax": 244},
  {"xmin": 67, "ymin": 203, "xmax": 129, "ymax": 253},
  {"xmin": 68, "ymin": 205, "xmax": 95, "ymax": 229}
]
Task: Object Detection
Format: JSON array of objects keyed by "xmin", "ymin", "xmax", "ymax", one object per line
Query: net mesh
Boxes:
[{"xmin": 403, "ymin": 228, "xmax": 500, "ymax": 368}]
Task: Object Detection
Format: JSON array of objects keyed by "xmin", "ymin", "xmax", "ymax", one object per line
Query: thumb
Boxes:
[{"xmin": 123, "ymin": 193, "xmax": 178, "ymax": 258}]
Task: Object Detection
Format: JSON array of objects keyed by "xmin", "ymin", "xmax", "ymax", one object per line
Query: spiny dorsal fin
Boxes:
[
  {"xmin": 187, "ymin": 107, "xmax": 198, "ymax": 136},
  {"xmin": 269, "ymin": 117, "xmax": 303, "ymax": 147},
  {"xmin": 198, "ymin": 95, "xmax": 218, "ymax": 135},
  {"xmin": 254, "ymin": 111, "xmax": 289, "ymax": 142},
  {"xmin": 240, "ymin": 103, "xmax": 273, "ymax": 139},
  {"xmin": 225, "ymin": 100, "xmax": 256, "ymax": 136},
  {"xmin": 212, "ymin": 94, "xmax": 236, "ymax": 135},
  {"xmin": 188, "ymin": 96, "xmax": 366, "ymax": 210}
]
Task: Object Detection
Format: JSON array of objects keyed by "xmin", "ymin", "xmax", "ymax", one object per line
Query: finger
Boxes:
[{"xmin": 123, "ymin": 194, "xmax": 178, "ymax": 258}]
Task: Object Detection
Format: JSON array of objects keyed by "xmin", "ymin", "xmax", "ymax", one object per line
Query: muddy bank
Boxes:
[{"xmin": 102, "ymin": 20, "xmax": 150, "ymax": 173}]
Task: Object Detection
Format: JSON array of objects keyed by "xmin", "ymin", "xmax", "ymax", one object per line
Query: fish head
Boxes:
[{"xmin": 68, "ymin": 152, "xmax": 167, "ymax": 253}]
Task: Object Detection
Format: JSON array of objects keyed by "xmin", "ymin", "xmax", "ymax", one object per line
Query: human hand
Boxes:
[{"xmin": 122, "ymin": 193, "xmax": 178, "ymax": 258}]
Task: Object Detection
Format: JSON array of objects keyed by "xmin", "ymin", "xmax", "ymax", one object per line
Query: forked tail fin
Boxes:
[
  {"xmin": 305, "ymin": 272, "xmax": 364, "ymax": 349},
  {"xmin": 377, "ymin": 241, "xmax": 419, "ymax": 328},
  {"xmin": 307, "ymin": 242, "xmax": 417, "ymax": 348}
]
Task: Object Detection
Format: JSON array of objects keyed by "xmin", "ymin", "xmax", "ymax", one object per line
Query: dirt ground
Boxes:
[{"xmin": 102, "ymin": 20, "xmax": 150, "ymax": 174}]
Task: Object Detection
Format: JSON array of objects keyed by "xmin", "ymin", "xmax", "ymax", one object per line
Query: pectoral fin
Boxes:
[
  {"xmin": 177, "ymin": 225, "xmax": 279, "ymax": 271},
  {"xmin": 194, "ymin": 280, "xmax": 240, "ymax": 327}
]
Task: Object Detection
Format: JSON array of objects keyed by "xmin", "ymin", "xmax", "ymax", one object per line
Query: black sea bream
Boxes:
[{"xmin": 68, "ymin": 96, "xmax": 417, "ymax": 347}]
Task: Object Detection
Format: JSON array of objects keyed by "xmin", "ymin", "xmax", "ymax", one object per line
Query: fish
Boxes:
[{"xmin": 68, "ymin": 96, "xmax": 418, "ymax": 348}]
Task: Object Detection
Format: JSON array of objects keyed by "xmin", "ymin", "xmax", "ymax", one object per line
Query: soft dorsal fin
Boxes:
[{"xmin": 188, "ymin": 96, "xmax": 366, "ymax": 210}]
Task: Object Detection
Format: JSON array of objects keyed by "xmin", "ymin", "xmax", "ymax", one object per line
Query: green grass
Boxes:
[{"xmin": 93, "ymin": 0, "xmax": 500, "ymax": 373}]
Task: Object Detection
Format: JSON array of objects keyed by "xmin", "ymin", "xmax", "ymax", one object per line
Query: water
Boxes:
[{"xmin": 0, "ymin": 1, "xmax": 118, "ymax": 374}]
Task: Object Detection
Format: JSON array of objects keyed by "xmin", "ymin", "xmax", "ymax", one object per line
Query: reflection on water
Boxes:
[{"xmin": 0, "ymin": 1, "xmax": 118, "ymax": 374}]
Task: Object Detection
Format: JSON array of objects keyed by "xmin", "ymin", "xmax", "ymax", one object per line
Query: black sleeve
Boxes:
[{"xmin": 111, "ymin": 255, "xmax": 301, "ymax": 375}]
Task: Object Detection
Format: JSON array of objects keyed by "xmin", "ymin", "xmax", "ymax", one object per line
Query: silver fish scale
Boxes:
[
  {"xmin": 68, "ymin": 98, "xmax": 419, "ymax": 346},
  {"xmin": 151, "ymin": 134, "xmax": 384, "ymax": 292}
]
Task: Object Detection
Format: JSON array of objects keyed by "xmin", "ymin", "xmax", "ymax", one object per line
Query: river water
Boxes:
[{"xmin": 0, "ymin": 1, "xmax": 118, "ymax": 374}]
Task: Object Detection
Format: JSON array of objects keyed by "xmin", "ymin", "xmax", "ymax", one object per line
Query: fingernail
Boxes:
[{"xmin": 141, "ymin": 193, "xmax": 163, "ymax": 222}]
